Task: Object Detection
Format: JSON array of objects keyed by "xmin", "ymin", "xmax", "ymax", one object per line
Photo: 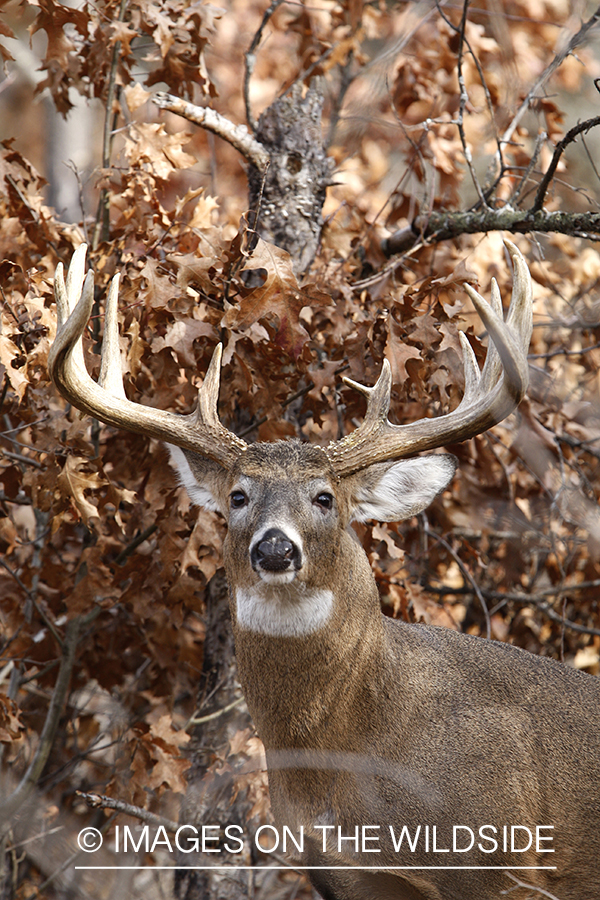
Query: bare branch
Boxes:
[
  {"xmin": 0, "ymin": 555, "xmax": 62, "ymax": 648},
  {"xmin": 113, "ymin": 523, "xmax": 158, "ymax": 566},
  {"xmin": 423, "ymin": 517, "xmax": 491, "ymax": 638},
  {"xmin": 153, "ymin": 92, "xmax": 269, "ymax": 169},
  {"xmin": 446, "ymin": 0, "xmax": 487, "ymax": 206},
  {"xmin": 510, "ymin": 130, "xmax": 546, "ymax": 206},
  {"xmin": 187, "ymin": 695, "xmax": 245, "ymax": 728},
  {"xmin": 1, "ymin": 449, "xmax": 43, "ymax": 469},
  {"xmin": 326, "ymin": 49, "xmax": 355, "ymax": 148},
  {"xmin": 436, "ymin": 0, "xmax": 505, "ymax": 205},
  {"xmin": 425, "ymin": 580, "xmax": 600, "ymax": 638},
  {"xmin": 382, "ymin": 207, "xmax": 600, "ymax": 256},
  {"xmin": 502, "ymin": 871, "xmax": 562, "ymax": 899}
]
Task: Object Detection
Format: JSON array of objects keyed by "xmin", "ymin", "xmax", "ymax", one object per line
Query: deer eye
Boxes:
[
  {"xmin": 314, "ymin": 492, "xmax": 334, "ymax": 511},
  {"xmin": 230, "ymin": 490, "xmax": 247, "ymax": 509}
]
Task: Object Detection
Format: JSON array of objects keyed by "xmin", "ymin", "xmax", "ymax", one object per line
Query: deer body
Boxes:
[
  {"xmin": 48, "ymin": 243, "xmax": 600, "ymax": 900},
  {"xmin": 174, "ymin": 439, "xmax": 600, "ymax": 900}
]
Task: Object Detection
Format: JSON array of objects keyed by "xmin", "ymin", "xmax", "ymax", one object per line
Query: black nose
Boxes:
[{"xmin": 251, "ymin": 527, "xmax": 301, "ymax": 573}]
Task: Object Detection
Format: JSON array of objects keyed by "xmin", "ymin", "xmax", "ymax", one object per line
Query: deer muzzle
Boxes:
[{"xmin": 251, "ymin": 527, "xmax": 302, "ymax": 575}]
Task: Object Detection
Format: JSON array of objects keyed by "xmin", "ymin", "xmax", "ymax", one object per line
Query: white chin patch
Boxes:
[
  {"xmin": 234, "ymin": 584, "xmax": 334, "ymax": 637},
  {"xmin": 257, "ymin": 569, "xmax": 297, "ymax": 585}
]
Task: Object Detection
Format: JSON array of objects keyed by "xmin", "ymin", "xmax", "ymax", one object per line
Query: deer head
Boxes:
[{"xmin": 49, "ymin": 242, "xmax": 531, "ymax": 636}]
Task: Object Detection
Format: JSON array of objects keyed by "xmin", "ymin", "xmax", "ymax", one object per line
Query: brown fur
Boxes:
[{"xmin": 182, "ymin": 440, "xmax": 600, "ymax": 900}]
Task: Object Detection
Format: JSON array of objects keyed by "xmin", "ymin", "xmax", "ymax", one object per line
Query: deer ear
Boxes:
[
  {"xmin": 167, "ymin": 444, "xmax": 229, "ymax": 514},
  {"xmin": 349, "ymin": 454, "xmax": 456, "ymax": 524}
]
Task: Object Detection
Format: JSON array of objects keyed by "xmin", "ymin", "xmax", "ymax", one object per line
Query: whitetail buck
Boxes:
[{"xmin": 49, "ymin": 243, "xmax": 600, "ymax": 900}]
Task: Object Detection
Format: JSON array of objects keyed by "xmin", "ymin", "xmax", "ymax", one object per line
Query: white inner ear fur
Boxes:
[
  {"xmin": 351, "ymin": 455, "xmax": 456, "ymax": 523},
  {"xmin": 167, "ymin": 444, "xmax": 222, "ymax": 512}
]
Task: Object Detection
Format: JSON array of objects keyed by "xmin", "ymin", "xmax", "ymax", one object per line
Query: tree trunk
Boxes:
[{"xmin": 247, "ymin": 80, "xmax": 333, "ymax": 274}]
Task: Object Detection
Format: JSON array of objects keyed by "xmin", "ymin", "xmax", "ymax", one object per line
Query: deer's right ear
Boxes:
[{"xmin": 167, "ymin": 445, "xmax": 229, "ymax": 514}]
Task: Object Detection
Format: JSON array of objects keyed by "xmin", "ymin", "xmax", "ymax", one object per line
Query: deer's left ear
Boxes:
[{"xmin": 348, "ymin": 454, "xmax": 457, "ymax": 524}]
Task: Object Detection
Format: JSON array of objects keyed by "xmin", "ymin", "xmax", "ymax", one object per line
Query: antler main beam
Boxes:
[
  {"xmin": 48, "ymin": 245, "xmax": 247, "ymax": 468},
  {"xmin": 326, "ymin": 240, "xmax": 533, "ymax": 477}
]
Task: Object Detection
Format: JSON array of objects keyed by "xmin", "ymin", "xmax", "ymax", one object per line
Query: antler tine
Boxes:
[
  {"xmin": 49, "ymin": 247, "xmax": 247, "ymax": 467},
  {"xmin": 54, "ymin": 245, "xmax": 92, "ymax": 381},
  {"xmin": 478, "ymin": 277, "xmax": 502, "ymax": 391},
  {"xmin": 98, "ymin": 273, "xmax": 126, "ymax": 398},
  {"xmin": 327, "ymin": 240, "xmax": 533, "ymax": 477}
]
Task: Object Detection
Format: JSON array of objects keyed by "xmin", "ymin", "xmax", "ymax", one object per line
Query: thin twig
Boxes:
[
  {"xmin": 235, "ymin": 362, "xmax": 349, "ymax": 440},
  {"xmin": 0, "ymin": 558, "xmax": 63, "ymax": 648},
  {"xmin": 501, "ymin": 871, "xmax": 561, "ymax": 899},
  {"xmin": 511, "ymin": 130, "xmax": 546, "ymax": 206},
  {"xmin": 77, "ymin": 791, "xmax": 179, "ymax": 832},
  {"xmin": 187, "ymin": 695, "xmax": 245, "ymax": 728},
  {"xmin": 7, "ymin": 825, "xmax": 65, "ymax": 852},
  {"xmin": 532, "ymin": 115, "xmax": 600, "ymax": 213},
  {"xmin": 326, "ymin": 49, "xmax": 356, "ymax": 147},
  {"xmin": 92, "ymin": 0, "xmax": 128, "ymax": 249},
  {"xmin": 451, "ymin": 0, "xmax": 487, "ymax": 206},
  {"xmin": 528, "ymin": 339, "xmax": 600, "ymax": 360},
  {"xmin": 425, "ymin": 580, "xmax": 600, "ymax": 638},
  {"xmin": 6, "ymin": 176, "xmax": 61, "ymax": 261},
  {"xmin": 1, "ymin": 415, "xmax": 51, "ymax": 437},
  {"xmin": 556, "ymin": 433, "xmax": 600, "ymax": 464},
  {"xmin": 282, "ymin": 44, "xmax": 335, "ymax": 97},
  {"xmin": 244, "ymin": 0, "xmax": 285, "ymax": 133},
  {"xmin": 436, "ymin": 0, "xmax": 504, "ymax": 206},
  {"xmin": 113, "ymin": 523, "xmax": 158, "ymax": 566},
  {"xmin": 23, "ymin": 813, "xmax": 117, "ymax": 900},
  {"xmin": 423, "ymin": 520, "xmax": 491, "ymax": 639},
  {"xmin": 0, "ymin": 449, "xmax": 43, "ymax": 469},
  {"xmin": 500, "ymin": 5, "xmax": 600, "ymax": 152},
  {"xmin": 65, "ymin": 160, "xmax": 91, "ymax": 244}
]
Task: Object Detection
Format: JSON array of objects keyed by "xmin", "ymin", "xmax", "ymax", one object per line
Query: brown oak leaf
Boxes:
[{"xmin": 223, "ymin": 238, "xmax": 330, "ymax": 359}]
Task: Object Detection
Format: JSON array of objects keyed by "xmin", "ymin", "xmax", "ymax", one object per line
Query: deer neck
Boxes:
[{"xmin": 228, "ymin": 529, "xmax": 392, "ymax": 751}]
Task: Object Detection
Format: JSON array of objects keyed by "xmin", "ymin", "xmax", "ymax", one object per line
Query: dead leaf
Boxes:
[
  {"xmin": 223, "ymin": 238, "xmax": 330, "ymax": 359},
  {"xmin": 56, "ymin": 456, "xmax": 107, "ymax": 525}
]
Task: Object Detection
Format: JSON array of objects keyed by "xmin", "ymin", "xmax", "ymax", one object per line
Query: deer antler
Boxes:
[
  {"xmin": 48, "ymin": 245, "xmax": 247, "ymax": 468},
  {"xmin": 50, "ymin": 243, "xmax": 532, "ymax": 478},
  {"xmin": 326, "ymin": 240, "xmax": 533, "ymax": 477}
]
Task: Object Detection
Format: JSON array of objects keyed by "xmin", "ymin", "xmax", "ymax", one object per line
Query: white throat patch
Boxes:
[{"xmin": 234, "ymin": 584, "xmax": 334, "ymax": 637}]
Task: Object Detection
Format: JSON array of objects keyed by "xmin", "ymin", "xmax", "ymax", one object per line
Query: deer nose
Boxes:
[{"xmin": 251, "ymin": 527, "xmax": 301, "ymax": 573}]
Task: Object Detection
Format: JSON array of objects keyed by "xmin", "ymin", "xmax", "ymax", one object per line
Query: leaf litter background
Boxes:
[{"xmin": 1, "ymin": 0, "xmax": 600, "ymax": 897}]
